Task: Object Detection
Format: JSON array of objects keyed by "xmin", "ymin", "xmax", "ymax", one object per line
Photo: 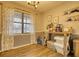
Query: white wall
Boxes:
[{"xmin": 42, "ymin": 1, "xmax": 79, "ymax": 34}]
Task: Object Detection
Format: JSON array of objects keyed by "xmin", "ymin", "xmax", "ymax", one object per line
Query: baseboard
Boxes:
[
  {"xmin": 12, "ymin": 43, "xmax": 33, "ymax": 49},
  {"xmin": 0, "ymin": 43, "xmax": 33, "ymax": 52}
]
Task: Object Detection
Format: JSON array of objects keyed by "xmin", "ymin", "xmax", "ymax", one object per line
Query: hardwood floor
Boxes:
[{"xmin": 0, "ymin": 44, "xmax": 63, "ymax": 57}]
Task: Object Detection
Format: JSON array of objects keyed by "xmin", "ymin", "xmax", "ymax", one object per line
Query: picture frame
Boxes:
[
  {"xmin": 48, "ymin": 15, "xmax": 52, "ymax": 22},
  {"xmin": 53, "ymin": 16, "xmax": 59, "ymax": 24}
]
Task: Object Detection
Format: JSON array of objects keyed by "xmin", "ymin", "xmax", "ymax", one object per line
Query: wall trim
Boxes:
[
  {"xmin": 73, "ymin": 33, "xmax": 79, "ymax": 35},
  {"xmin": 0, "ymin": 43, "xmax": 33, "ymax": 53},
  {"xmin": 12, "ymin": 43, "xmax": 33, "ymax": 49},
  {"xmin": 14, "ymin": 33, "xmax": 31, "ymax": 36},
  {"xmin": 35, "ymin": 31, "xmax": 47, "ymax": 33}
]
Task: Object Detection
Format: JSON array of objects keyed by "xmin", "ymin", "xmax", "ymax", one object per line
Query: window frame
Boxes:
[{"xmin": 13, "ymin": 12, "xmax": 32, "ymax": 34}]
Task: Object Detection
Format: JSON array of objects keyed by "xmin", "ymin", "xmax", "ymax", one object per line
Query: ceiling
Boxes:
[{"xmin": 14, "ymin": 1, "xmax": 64, "ymax": 13}]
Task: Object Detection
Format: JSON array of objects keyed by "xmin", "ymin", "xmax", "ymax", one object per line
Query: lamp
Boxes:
[{"xmin": 27, "ymin": 1, "xmax": 39, "ymax": 8}]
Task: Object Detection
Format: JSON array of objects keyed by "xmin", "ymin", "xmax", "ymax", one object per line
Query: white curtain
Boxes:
[
  {"xmin": 2, "ymin": 8, "xmax": 15, "ymax": 51},
  {"xmin": 1, "ymin": 8, "xmax": 36, "ymax": 51},
  {"xmin": 30, "ymin": 14, "xmax": 36, "ymax": 44}
]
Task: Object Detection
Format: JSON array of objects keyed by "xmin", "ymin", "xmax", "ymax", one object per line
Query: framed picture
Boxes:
[
  {"xmin": 53, "ymin": 16, "xmax": 59, "ymax": 24},
  {"xmin": 48, "ymin": 15, "xmax": 52, "ymax": 24}
]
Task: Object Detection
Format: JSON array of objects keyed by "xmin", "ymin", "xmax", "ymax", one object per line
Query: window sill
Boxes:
[{"xmin": 14, "ymin": 33, "xmax": 31, "ymax": 36}]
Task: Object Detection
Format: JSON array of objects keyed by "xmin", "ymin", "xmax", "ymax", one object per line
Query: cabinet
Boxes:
[
  {"xmin": 48, "ymin": 32, "xmax": 71, "ymax": 56},
  {"xmin": 73, "ymin": 39, "xmax": 79, "ymax": 57},
  {"xmin": 47, "ymin": 41, "xmax": 56, "ymax": 51}
]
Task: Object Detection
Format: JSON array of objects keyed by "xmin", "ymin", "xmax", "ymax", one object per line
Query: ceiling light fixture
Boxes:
[{"xmin": 27, "ymin": 1, "xmax": 39, "ymax": 8}]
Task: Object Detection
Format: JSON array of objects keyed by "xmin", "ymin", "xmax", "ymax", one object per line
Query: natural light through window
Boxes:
[{"xmin": 13, "ymin": 11, "xmax": 32, "ymax": 34}]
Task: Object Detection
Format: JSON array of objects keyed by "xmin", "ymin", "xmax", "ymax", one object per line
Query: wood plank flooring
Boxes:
[{"xmin": 0, "ymin": 44, "xmax": 63, "ymax": 57}]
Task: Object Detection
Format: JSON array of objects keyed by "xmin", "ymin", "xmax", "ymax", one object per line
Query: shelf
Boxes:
[{"xmin": 49, "ymin": 31, "xmax": 71, "ymax": 35}]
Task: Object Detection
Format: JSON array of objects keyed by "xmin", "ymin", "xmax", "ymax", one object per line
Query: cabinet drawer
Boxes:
[{"xmin": 47, "ymin": 41, "xmax": 55, "ymax": 51}]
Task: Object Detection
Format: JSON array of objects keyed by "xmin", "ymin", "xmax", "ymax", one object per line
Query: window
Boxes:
[
  {"xmin": 23, "ymin": 14, "xmax": 32, "ymax": 33},
  {"xmin": 13, "ymin": 11, "xmax": 32, "ymax": 34}
]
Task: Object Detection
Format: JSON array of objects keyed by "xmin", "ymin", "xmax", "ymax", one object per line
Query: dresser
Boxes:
[
  {"xmin": 47, "ymin": 32, "xmax": 71, "ymax": 56},
  {"xmin": 73, "ymin": 39, "xmax": 79, "ymax": 57},
  {"xmin": 47, "ymin": 41, "xmax": 56, "ymax": 51}
]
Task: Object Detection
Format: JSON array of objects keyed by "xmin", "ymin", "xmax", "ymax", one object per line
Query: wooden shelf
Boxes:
[{"xmin": 49, "ymin": 31, "xmax": 71, "ymax": 35}]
